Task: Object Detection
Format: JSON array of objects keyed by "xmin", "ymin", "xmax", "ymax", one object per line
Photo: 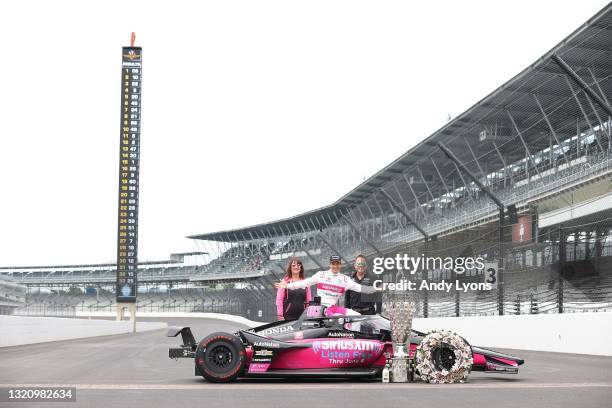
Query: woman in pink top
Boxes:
[{"xmin": 276, "ymin": 258, "xmax": 312, "ymax": 320}]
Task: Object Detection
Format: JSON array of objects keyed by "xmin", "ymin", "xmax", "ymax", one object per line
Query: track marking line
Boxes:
[{"xmin": 2, "ymin": 382, "xmax": 612, "ymax": 391}]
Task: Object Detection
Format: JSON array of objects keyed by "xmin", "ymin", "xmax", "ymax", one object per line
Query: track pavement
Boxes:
[{"xmin": 1, "ymin": 317, "xmax": 610, "ymax": 408}]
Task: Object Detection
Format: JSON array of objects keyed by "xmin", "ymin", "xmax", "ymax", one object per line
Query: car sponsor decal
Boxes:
[
  {"xmin": 486, "ymin": 362, "xmax": 519, "ymax": 373},
  {"xmin": 254, "ymin": 349, "xmax": 274, "ymax": 357},
  {"xmin": 248, "ymin": 363, "xmax": 271, "ymax": 373},
  {"xmin": 251, "ymin": 357, "xmax": 272, "ymax": 363},
  {"xmin": 312, "ymin": 340, "xmax": 382, "ymax": 352},
  {"xmin": 312, "ymin": 339, "xmax": 383, "ymax": 364},
  {"xmin": 327, "ymin": 331, "xmax": 354, "ymax": 338},
  {"xmin": 293, "ymin": 331, "xmax": 304, "ymax": 340},
  {"xmin": 316, "ymin": 283, "xmax": 346, "ymax": 293},
  {"xmin": 253, "ymin": 341, "xmax": 280, "ymax": 348},
  {"xmin": 259, "ymin": 325, "xmax": 295, "ymax": 335},
  {"xmin": 305, "ymin": 307, "xmax": 321, "ymax": 318}
]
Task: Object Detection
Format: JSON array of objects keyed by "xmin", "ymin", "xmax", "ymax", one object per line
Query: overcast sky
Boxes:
[{"xmin": 0, "ymin": 0, "xmax": 608, "ymax": 266}]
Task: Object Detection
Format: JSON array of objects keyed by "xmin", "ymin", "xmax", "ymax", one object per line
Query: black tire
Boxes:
[{"xmin": 195, "ymin": 332, "xmax": 246, "ymax": 383}]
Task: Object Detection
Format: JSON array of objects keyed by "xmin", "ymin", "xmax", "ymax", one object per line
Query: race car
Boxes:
[{"xmin": 168, "ymin": 303, "xmax": 524, "ymax": 382}]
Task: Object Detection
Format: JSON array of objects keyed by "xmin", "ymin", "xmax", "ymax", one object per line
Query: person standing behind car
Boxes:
[
  {"xmin": 276, "ymin": 258, "xmax": 312, "ymax": 320},
  {"xmin": 344, "ymin": 254, "xmax": 382, "ymax": 315}
]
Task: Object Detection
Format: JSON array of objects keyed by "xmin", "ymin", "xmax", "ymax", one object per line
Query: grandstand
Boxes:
[
  {"xmin": 187, "ymin": 4, "xmax": 612, "ymax": 320},
  {"xmin": 1, "ymin": 4, "xmax": 611, "ymax": 322},
  {"xmin": 0, "ymin": 275, "xmax": 26, "ymax": 315}
]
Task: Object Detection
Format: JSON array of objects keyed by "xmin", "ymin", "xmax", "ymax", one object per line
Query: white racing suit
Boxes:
[{"xmin": 286, "ymin": 269, "xmax": 378, "ymax": 322}]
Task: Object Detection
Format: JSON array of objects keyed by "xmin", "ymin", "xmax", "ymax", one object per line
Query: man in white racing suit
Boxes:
[{"xmin": 274, "ymin": 255, "xmax": 378, "ymax": 317}]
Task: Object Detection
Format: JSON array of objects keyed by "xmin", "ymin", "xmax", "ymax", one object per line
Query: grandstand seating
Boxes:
[
  {"xmin": 2, "ymin": 9, "xmax": 611, "ymax": 322},
  {"xmin": 0, "ymin": 276, "xmax": 26, "ymax": 315}
]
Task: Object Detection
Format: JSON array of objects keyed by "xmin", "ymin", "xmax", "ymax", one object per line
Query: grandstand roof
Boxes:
[
  {"xmin": 188, "ymin": 204, "xmax": 350, "ymax": 242},
  {"xmin": 334, "ymin": 4, "xmax": 611, "ymax": 208},
  {"xmin": 189, "ymin": 3, "xmax": 612, "ymax": 243}
]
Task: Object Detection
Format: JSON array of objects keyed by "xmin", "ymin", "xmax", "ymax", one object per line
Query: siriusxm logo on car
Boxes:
[
  {"xmin": 312, "ymin": 340, "xmax": 382, "ymax": 353},
  {"xmin": 312, "ymin": 340, "xmax": 382, "ymax": 363}
]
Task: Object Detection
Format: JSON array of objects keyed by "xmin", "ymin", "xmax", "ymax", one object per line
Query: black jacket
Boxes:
[{"xmin": 344, "ymin": 273, "xmax": 382, "ymax": 314}]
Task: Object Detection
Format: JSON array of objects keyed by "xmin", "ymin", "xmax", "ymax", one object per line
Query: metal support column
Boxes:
[
  {"xmin": 533, "ymin": 94, "xmax": 571, "ymax": 167},
  {"xmin": 342, "ymin": 215, "xmax": 383, "ymax": 256},
  {"xmin": 552, "ymin": 54, "xmax": 612, "ymax": 118},
  {"xmin": 451, "ymin": 160, "xmax": 475, "ymax": 203},
  {"xmin": 564, "ymin": 76, "xmax": 605, "ymax": 152},
  {"xmin": 464, "ymin": 138, "xmax": 486, "ymax": 183},
  {"xmin": 438, "ymin": 142, "xmax": 508, "ymax": 315},
  {"xmin": 507, "ymin": 111, "xmax": 543, "ymax": 180},
  {"xmin": 402, "ymin": 174, "xmax": 427, "ymax": 219},
  {"xmin": 372, "ymin": 194, "xmax": 391, "ymax": 233},
  {"xmin": 438, "ymin": 143, "xmax": 505, "ymax": 210},
  {"xmin": 317, "ymin": 233, "xmax": 350, "ymax": 265},
  {"xmin": 430, "ymin": 156, "xmax": 453, "ymax": 203},
  {"xmin": 492, "ymin": 142, "xmax": 514, "ymax": 186},
  {"xmin": 379, "ymin": 189, "xmax": 429, "ymax": 239},
  {"xmin": 498, "ymin": 208, "xmax": 505, "ymax": 316},
  {"xmin": 304, "ymin": 248, "xmax": 326, "ymax": 270},
  {"xmin": 558, "ymin": 225, "xmax": 565, "ymax": 314},
  {"xmin": 416, "ymin": 166, "xmax": 436, "ymax": 202}
]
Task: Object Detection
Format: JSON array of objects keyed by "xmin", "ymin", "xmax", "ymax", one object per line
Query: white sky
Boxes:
[{"xmin": 0, "ymin": 0, "xmax": 608, "ymax": 266}]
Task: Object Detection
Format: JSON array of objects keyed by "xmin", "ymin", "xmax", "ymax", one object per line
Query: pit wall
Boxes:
[
  {"xmin": 0, "ymin": 315, "xmax": 167, "ymax": 347},
  {"xmin": 74, "ymin": 311, "xmax": 263, "ymax": 327},
  {"xmin": 412, "ymin": 312, "xmax": 612, "ymax": 356},
  {"xmin": 79, "ymin": 310, "xmax": 612, "ymax": 356}
]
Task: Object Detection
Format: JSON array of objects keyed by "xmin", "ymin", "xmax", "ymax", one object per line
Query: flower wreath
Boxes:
[{"xmin": 415, "ymin": 329, "xmax": 473, "ymax": 384}]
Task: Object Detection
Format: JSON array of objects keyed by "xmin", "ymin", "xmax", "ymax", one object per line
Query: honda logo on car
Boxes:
[
  {"xmin": 259, "ymin": 326, "xmax": 294, "ymax": 335},
  {"xmin": 312, "ymin": 340, "xmax": 382, "ymax": 353}
]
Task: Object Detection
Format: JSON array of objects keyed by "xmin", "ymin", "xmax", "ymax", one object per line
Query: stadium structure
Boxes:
[
  {"xmin": 0, "ymin": 275, "xmax": 26, "ymax": 315},
  {"xmin": 1, "ymin": 5, "xmax": 611, "ymax": 322}
]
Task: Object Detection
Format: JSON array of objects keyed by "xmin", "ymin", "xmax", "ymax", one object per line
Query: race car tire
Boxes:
[
  {"xmin": 415, "ymin": 330, "xmax": 473, "ymax": 384},
  {"xmin": 195, "ymin": 332, "xmax": 246, "ymax": 383}
]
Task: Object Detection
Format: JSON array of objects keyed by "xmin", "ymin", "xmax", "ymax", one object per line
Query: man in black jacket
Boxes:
[{"xmin": 344, "ymin": 254, "xmax": 382, "ymax": 315}]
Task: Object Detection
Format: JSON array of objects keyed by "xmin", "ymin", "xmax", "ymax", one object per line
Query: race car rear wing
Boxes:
[
  {"xmin": 167, "ymin": 326, "xmax": 197, "ymax": 347},
  {"xmin": 167, "ymin": 326, "xmax": 197, "ymax": 359}
]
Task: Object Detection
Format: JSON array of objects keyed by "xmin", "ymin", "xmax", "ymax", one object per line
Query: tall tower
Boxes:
[{"xmin": 116, "ymin": 33, "xmax": 142, "ymax": 329}]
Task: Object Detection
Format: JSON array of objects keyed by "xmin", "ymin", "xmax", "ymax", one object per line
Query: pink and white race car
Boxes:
[{"xmin": 168, "ymin": 304, "xmax": 523, "ymax": 382}]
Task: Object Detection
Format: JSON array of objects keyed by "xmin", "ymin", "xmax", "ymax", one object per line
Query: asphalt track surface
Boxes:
[{"xmin": 1, "ymin": 317, "xmax": 611, "ymax": 408}]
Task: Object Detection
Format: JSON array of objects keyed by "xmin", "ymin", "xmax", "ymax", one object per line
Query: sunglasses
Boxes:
[{"xmin": 355, "ymin": 262, "xmax": 367, "ymax": 267}]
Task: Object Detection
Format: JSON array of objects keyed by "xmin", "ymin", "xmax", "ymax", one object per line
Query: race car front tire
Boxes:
[{"xmin": 195, "ymin": 332, "xmax": 246, "ymax": 382}]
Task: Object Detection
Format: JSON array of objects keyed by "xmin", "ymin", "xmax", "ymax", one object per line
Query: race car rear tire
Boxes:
[{"xmin": 195, "ymin": 332, "xmax": 246, "ymax": 383}]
